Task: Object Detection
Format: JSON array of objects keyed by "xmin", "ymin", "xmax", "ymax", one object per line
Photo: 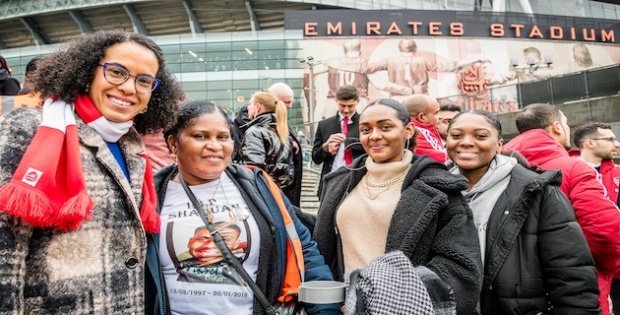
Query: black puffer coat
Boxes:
[
  {"xmin": 237, "ymin": 112, "xmax": 294, "ymax": 190},
  {"xmin": 314, "ymin": 154, "xmax": 482, "ymax": 315},
  {"xmin": 481, "ymin": 164, "xmax": 600, "ymax": 315}
]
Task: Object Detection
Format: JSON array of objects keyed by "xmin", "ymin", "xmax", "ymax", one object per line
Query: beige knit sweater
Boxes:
[{"xmin": 336, "ymin": 150, "xmax": 413, "ymax": 272}]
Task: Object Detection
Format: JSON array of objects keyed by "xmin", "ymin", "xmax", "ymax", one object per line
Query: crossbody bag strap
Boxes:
[{"xmin": 178, "ymin": 174, "xmax": 278, "ymax": 315}]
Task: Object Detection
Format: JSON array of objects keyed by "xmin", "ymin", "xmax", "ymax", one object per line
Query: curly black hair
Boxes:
[{"xmin": 32, "ymin": 30, "xmax": 185, "ymax": 134}]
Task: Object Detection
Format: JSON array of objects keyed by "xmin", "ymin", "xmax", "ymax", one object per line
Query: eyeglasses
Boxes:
[
  {"xmin": 98, "ymin": 63, "xmax": 161, "ymax": 94},
  {"xmin": 591, "ymin": 137, "xmax": 618, "ymax": 143}
]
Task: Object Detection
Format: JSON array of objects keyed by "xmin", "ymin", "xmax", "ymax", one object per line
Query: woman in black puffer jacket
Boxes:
[
  {"xmin": 237, "ymin": 90, "xmax": 295, "ymax": 197},
  {"xmin": 447, "ymin": 110, "xmax": 600, "ymax": 315}
]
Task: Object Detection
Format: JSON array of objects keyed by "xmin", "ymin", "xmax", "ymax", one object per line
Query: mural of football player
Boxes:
[
  {"xmin": 364, "ymin": 38, "xmax": 484, "ymax": 102},
  {"xmin": 305, "ymin": 39, "xmax": 370, "ymax": 119}
]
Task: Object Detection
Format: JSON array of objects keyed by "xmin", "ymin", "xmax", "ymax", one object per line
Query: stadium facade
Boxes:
[{"xmin": 0, "ymin": 0, "xmax": 619, "ymax": 134}]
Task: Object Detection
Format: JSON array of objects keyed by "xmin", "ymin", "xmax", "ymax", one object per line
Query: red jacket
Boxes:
[
  {"xmin": 570, "ymin": 149, "xmax": 620, "ymax": 206},
  {"xmin": 411, "ymin": 118, "xmax": 448, "ymax": 163},
  {"xmin": 598, "ymin": 159, "xmax": 620, "ymax": 206},
  {"xmin": 504, "ymin": 129, "xmax": 620, "ymax": 276}
]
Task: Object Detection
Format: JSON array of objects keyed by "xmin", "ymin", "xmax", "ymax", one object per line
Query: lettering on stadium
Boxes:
[
  {"xmin": 303, "ymin": 21, "xmax": 615, "ymax": 43},
  {"xmin": 285, "ymin": 10, "xmax": 618, "ymax": 44}
]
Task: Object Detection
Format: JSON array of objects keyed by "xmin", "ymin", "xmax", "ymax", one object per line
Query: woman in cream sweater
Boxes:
[{"xmin": 313, "ymin": 98, "xmax": 482, "ymax": 315}]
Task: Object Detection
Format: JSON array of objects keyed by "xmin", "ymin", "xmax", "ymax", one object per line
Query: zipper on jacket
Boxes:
[
  {"xmin": 155, "ymin": 239, "xmax": 171, "ymax": 315},
  {"xmin": 333, "ymin": 190, "xmax": 349, "ymax": 236},
  {"xmin": 333, "ymin": 188, "xmax": 350, "ymax": 279}
]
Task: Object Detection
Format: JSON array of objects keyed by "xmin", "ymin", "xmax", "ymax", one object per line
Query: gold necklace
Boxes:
[
  {"xmin": 365, "ymin": 170, "xmax": 408, "ymax": 188},
  {"xmin": 364, "ymin": 171, "xmax": 407, "ymax": 200},
  {"xmin": 202, "ymin": 178, "xmax": 246, "ymax": 232}
]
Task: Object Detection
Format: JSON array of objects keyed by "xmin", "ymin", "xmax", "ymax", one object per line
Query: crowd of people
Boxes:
[{"xmin": 0, "ymin": 30, "xmax": 619, "ymax": 315}]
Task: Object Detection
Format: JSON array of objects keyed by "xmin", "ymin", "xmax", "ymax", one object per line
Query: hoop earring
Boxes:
[{"xmin": 343, "ymin": 141, "xmax": 366, "ymax": 172}]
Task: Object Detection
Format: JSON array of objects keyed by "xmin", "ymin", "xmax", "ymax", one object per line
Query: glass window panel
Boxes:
[
  {"xmin": 161, "ymin": 44, "xmax": 182, "ymax": 55},
  {"xmin": 208, "ymin": 61, "xmax": 232, "ymax": 72},
  {"xmin": 206, "ymin": 41, "xmax": 231, "ymax": 53},
  {"xmin": 233, "ymin": 79, "xmax": 260, "ymax": 91},
  {"xmin": 181, "ymin": 42, "xmax": 206, "ymax": 56},
  {"xmin": 234, "ymin": 59, "xmax": 259, "ymax": 71},
  {"xmin": 231, "ymin": 40, "xmax": 258, "ymax": 53},
  {"xmin": 258, "ymin": 49, "xmax": 285, "ymax": 60},
  {"xmin": 184, "ymin": 90, "xmax": 208, "ymax": 102},
  {"xmin": 259, "ymin": 40, "xmax": 285, "ymax": 50},
  {"xmin": 180, "ymin": 63, "xmax": 193, "ymax": 73},
  {"xmin": 5, "ymin": 57, "xmax": 21, "ymax": 75},
  {"xmin": 166, "ymin": 53, "xmax": 183, "ymax": 65},
  {"xmin": 167, "ymin": 62, "xmax": 181, "ymax": 73},
  {"xmin": 182, "ymin": 81, "xmax": 207, "ymax": 92},
  {"xmin": 192, "ymin": 93, "xmax": 210, "ymax": 102},
  {"xmin": 205, "ymin": 80, "xmax": 231, "ymax": 90},
  {"xmin": 285, "ymin": 59, "xmax": 304, "ymax": 69}
]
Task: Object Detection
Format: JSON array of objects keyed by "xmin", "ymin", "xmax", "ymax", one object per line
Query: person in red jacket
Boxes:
[
  {"xmin": 504, "ymin": 104, "xmax": 620, "ymax": 315},
  {"xmin": 573, "ymin": 122, "xmax": 620, "ymax": 315},
  {"xmin": 403, "ymin": 94, "xmax": 448, "ymax": 163},
  {"xmin": 573, "ymin": 122, "xmax": 620, "ymax": 205}
]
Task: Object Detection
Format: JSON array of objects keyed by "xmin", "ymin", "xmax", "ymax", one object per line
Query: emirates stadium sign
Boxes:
[{"xmin": 285, "ymin": 10, "xmax": 617, "ymax": 44}]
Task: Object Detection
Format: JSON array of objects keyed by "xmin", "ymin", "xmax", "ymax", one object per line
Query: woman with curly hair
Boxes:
[{"xmin": 0, "ymin": 30, "xmax": 184, "ymax": 314}]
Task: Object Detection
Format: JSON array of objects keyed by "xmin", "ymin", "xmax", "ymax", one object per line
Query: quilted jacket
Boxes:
[{"xmin": 237, "ymin": 112, "xmax": 295, "ymax": 190}]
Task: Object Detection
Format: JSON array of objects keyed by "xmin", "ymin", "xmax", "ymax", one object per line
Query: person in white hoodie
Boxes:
[{"xmin": 446, "ymin": 109, "xmax": 600, "ymax": 315}]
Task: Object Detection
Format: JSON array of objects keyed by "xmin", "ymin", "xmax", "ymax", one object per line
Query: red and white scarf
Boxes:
[{"xmin": 0, "ymin": 94, "xmax": 160, "ymax": 233}]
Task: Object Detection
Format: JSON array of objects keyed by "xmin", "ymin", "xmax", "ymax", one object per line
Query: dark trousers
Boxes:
[{"xmin": 612, "ymin": 279, "xmax": 620, "ymax": 314}]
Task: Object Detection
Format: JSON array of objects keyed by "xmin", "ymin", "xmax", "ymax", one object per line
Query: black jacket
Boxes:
[
  {"xmin": 0, "ymin": 71, "xmax": 20, "ymax": 95},
  {"xmin": 237, "ymin": 113, "xmax": 295, "ymax": 193},
  {"xmin": 313, "ymin": 154, "xmax": 482, "ymax": 315},
  {"xmin": 311, "ymin": 113, "xmax": 365, "ymax": 196},
  {"xmin": 232, "ymin": 103, "xmax": 250, "ymax": 159},
  {"xmin": 233, "ymin": 105, "xmax": 303, "ymax": 207},
  {"xmin": 481, "ymin": 164, "xmax": 600, "ymax": 315}
]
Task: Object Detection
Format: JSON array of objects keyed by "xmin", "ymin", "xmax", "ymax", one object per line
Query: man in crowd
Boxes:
[
  {"xmin": 573, "ymin": 122, "xmax": 620, "ymax": 315},
  {"xmin": 232, "ymin": 82, "xmax": 303, "ymax": 207},
  {"xmin": 436, "ymin": 103, "xmax": 462, "ymax": 146},
  {"xmin": 312, "ymin": 85, "xmax": 365, "ymax": 198},
  {"xmin": 504, "ymin": 104, "xmax": 620, "ymax": 315},
  {"xmin": 573, "ymin": 122, "xmax": 620, "ymax": 204},
  {"xmin": 18, "ymin": 55, "xmax": 44, "ymax": 95},
  {"xmin": 403, "ymin": 94, "xmax": 448, "ymax": 163}
]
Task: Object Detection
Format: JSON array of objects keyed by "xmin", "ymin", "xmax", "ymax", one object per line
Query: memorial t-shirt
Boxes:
[{"xmin": 159, "ymin": 173, "xmax": 260, "ymax": 315}]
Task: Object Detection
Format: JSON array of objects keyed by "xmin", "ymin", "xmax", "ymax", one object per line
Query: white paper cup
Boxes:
[{"xmin": 298, "ymin": 280, "xmax": 346, "ymax": 304}]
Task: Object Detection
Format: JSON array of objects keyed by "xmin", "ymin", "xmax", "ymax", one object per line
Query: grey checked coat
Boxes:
[{"xmin": 0, "ymin": 108, "xmax": 151, "ymax": 314}]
